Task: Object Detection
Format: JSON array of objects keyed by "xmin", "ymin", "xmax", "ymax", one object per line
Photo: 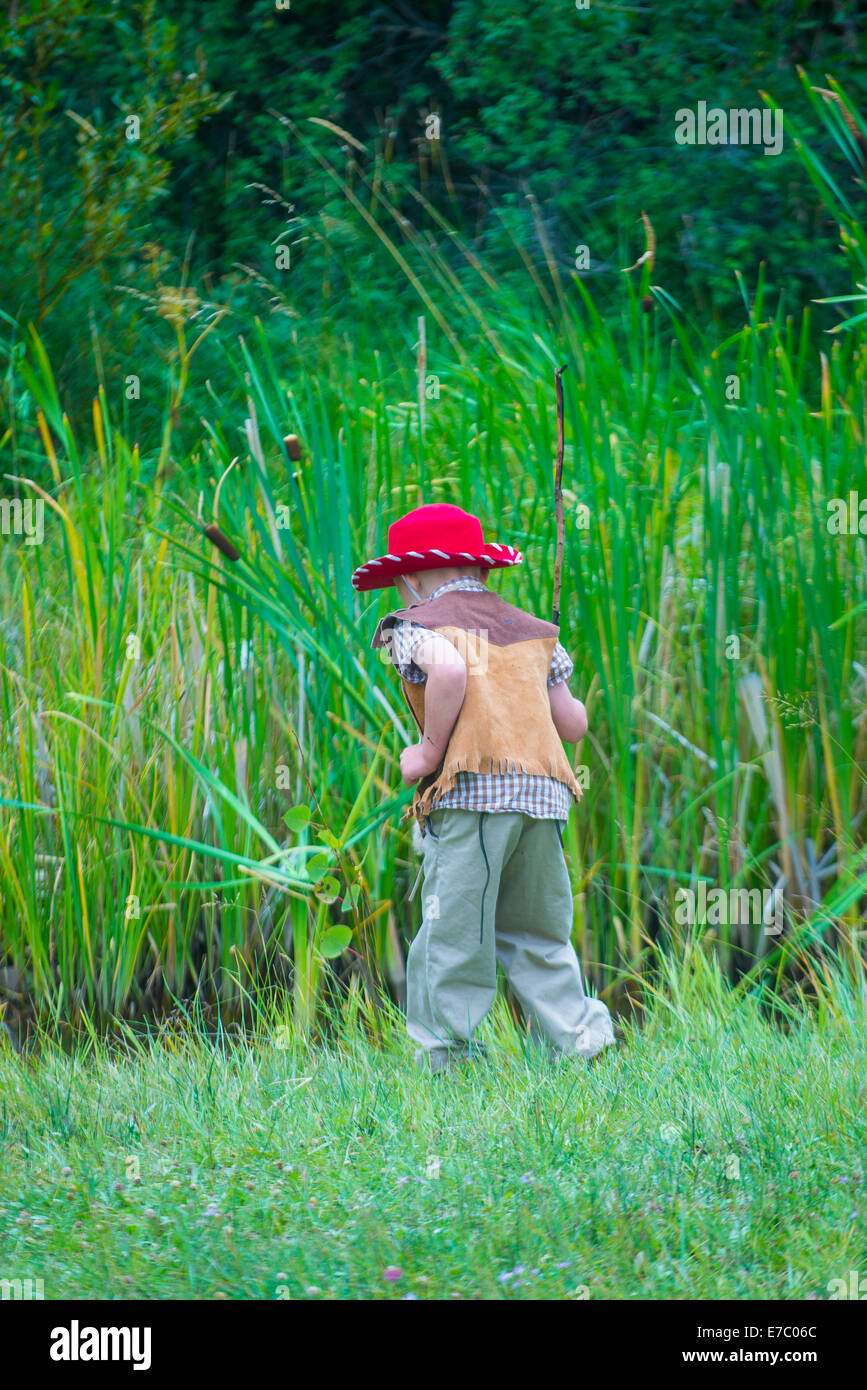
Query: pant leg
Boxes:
[
  {"xmin": 494, "ymin": 816, "xmax": 615, "ymax": 1059},
  {"xmin": 406, "ymin": 808, "xmax": 523, "ymax": 1061}
]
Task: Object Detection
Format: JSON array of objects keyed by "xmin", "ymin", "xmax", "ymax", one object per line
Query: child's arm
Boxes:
[
  {"xmin": 547, "ymin": 639, "xmax": 588, "ymax": 742},
  {"xmin": 548, "ymin": 680, "xmax": 588, "ymax": 742},
  {"xmin": 400, "ymin": 632, "xmax": 467, "ymax": 785}
]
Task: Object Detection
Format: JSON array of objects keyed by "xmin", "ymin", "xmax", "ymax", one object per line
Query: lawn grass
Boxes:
[{"xmin": 2, "ymin": 951, "xmax": 864, "ymax": 1301}]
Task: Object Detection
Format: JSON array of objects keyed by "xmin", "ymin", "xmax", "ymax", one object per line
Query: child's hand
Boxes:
[{"xmin": 400, "ymin": 740, "xmax": 440, "ymax": 786}]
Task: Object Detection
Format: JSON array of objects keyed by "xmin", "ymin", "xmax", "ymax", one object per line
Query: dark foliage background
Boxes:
[{"xmin": 2, "ymin": 0, "xmax": 865, "ymax": 439}]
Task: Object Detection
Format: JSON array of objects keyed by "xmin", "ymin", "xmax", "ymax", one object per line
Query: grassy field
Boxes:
[
  {"xmin": 1, "ymin": 952, "xmax": 865, "ymax": 1301},
  {"xmin": 1, "ymin": 75, "xmax": 867, "ymax": 1308}
]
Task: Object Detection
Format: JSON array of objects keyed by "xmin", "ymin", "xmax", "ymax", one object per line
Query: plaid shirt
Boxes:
[{"xmin": 387, "ymin": 577, "xmax": 576, "ymax": 819}]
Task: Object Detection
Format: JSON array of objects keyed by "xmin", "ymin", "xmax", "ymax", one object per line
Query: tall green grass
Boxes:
[{"xmin": 1, "ymin": 81, "xmax": 866, "ymax": 1035}]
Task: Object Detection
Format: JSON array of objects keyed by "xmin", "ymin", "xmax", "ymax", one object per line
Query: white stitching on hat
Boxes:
[{"xmin": 431, "ymin": 549, "xmax": 450, "ymax": 559}]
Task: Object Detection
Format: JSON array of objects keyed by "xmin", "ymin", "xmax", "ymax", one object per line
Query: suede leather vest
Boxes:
[{"xmin": 372, "ymin": 589, "xmax": 584, "ymax": 826}]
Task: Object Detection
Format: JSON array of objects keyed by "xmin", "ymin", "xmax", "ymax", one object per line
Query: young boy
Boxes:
[{"xmin": 352, "ymin": 502, "xmax": 615, "ymax": 1072}]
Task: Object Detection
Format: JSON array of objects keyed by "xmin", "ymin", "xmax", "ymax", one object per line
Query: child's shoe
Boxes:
[{"xmin": 414, "ymin": 1043, "xmax": 490, "ymax": 1073}]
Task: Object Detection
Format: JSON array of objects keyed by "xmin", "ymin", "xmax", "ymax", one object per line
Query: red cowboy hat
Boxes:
[{"xmin": 351, "ymin": 503, "xmax": 523, "ymax": 592}]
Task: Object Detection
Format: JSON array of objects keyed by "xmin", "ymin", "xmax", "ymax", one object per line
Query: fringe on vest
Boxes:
[{"xmin": 402, "ymin": 751, "xmax": 584, "ymax": 824}]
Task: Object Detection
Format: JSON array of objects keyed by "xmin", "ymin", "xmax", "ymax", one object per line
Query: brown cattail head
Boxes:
[
  {"xmin": 283, "ymin": 434, "xmax": 302, "ymax": 461},
  {"xmin": 641, "ymin": 294, "xmax": 654, "ymax": 313},
  {"xmin": 812, "ymin": 87, "xmax": 867, "ymax": 174},
  {"xmin": 203, "ymin": 523, "xmax": 241, "ymax": 563}
]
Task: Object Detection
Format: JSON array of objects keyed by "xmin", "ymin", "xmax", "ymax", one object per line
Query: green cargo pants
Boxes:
[{"xmin": 406, "ymin": 807, "xmax": 615, "ymax": 1070}]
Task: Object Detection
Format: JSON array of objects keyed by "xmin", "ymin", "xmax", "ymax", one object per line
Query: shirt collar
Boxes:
[{"xmin": 424, "ymin": 576, "xmax": 488, "ymax": 604}]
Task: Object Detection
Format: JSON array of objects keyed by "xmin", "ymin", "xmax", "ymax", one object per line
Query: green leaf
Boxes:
[
  {"xmin": 284, "ymin": 804, "xmax": 312, "ymax": 833},
  {"xmin": 314, "ymin": 875, "xmax": 341, "ymax": 904},
  {"xmin": 320, "ymin": 925, "xmax": 352, "ymax": 958}
]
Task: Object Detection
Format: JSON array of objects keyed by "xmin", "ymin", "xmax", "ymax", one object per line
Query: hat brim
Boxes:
[{"xmin": 351, "ymin": 543, "xmax": 523, "ymax": 592}]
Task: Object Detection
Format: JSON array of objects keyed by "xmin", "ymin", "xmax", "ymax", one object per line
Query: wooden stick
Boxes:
[
  {"xmin": 552, "ymin": 363, "xmax": 568, "ymax": 626},
  {"xmin": 417, "ymin": 314, "xmax": 426, "ymax": 441}
]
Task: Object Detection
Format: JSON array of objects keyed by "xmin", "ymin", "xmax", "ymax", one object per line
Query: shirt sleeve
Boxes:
[
  {"xmin": 386, "ymin": 620, "xmax": 430, "ymax": 684},
  {"xmin": 547, "ymin": 640, "xmax": 574, "ymax": 687},
  {"xmin": 388, "ymin": 622, "xmax": 571, "ymax": 687}
]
